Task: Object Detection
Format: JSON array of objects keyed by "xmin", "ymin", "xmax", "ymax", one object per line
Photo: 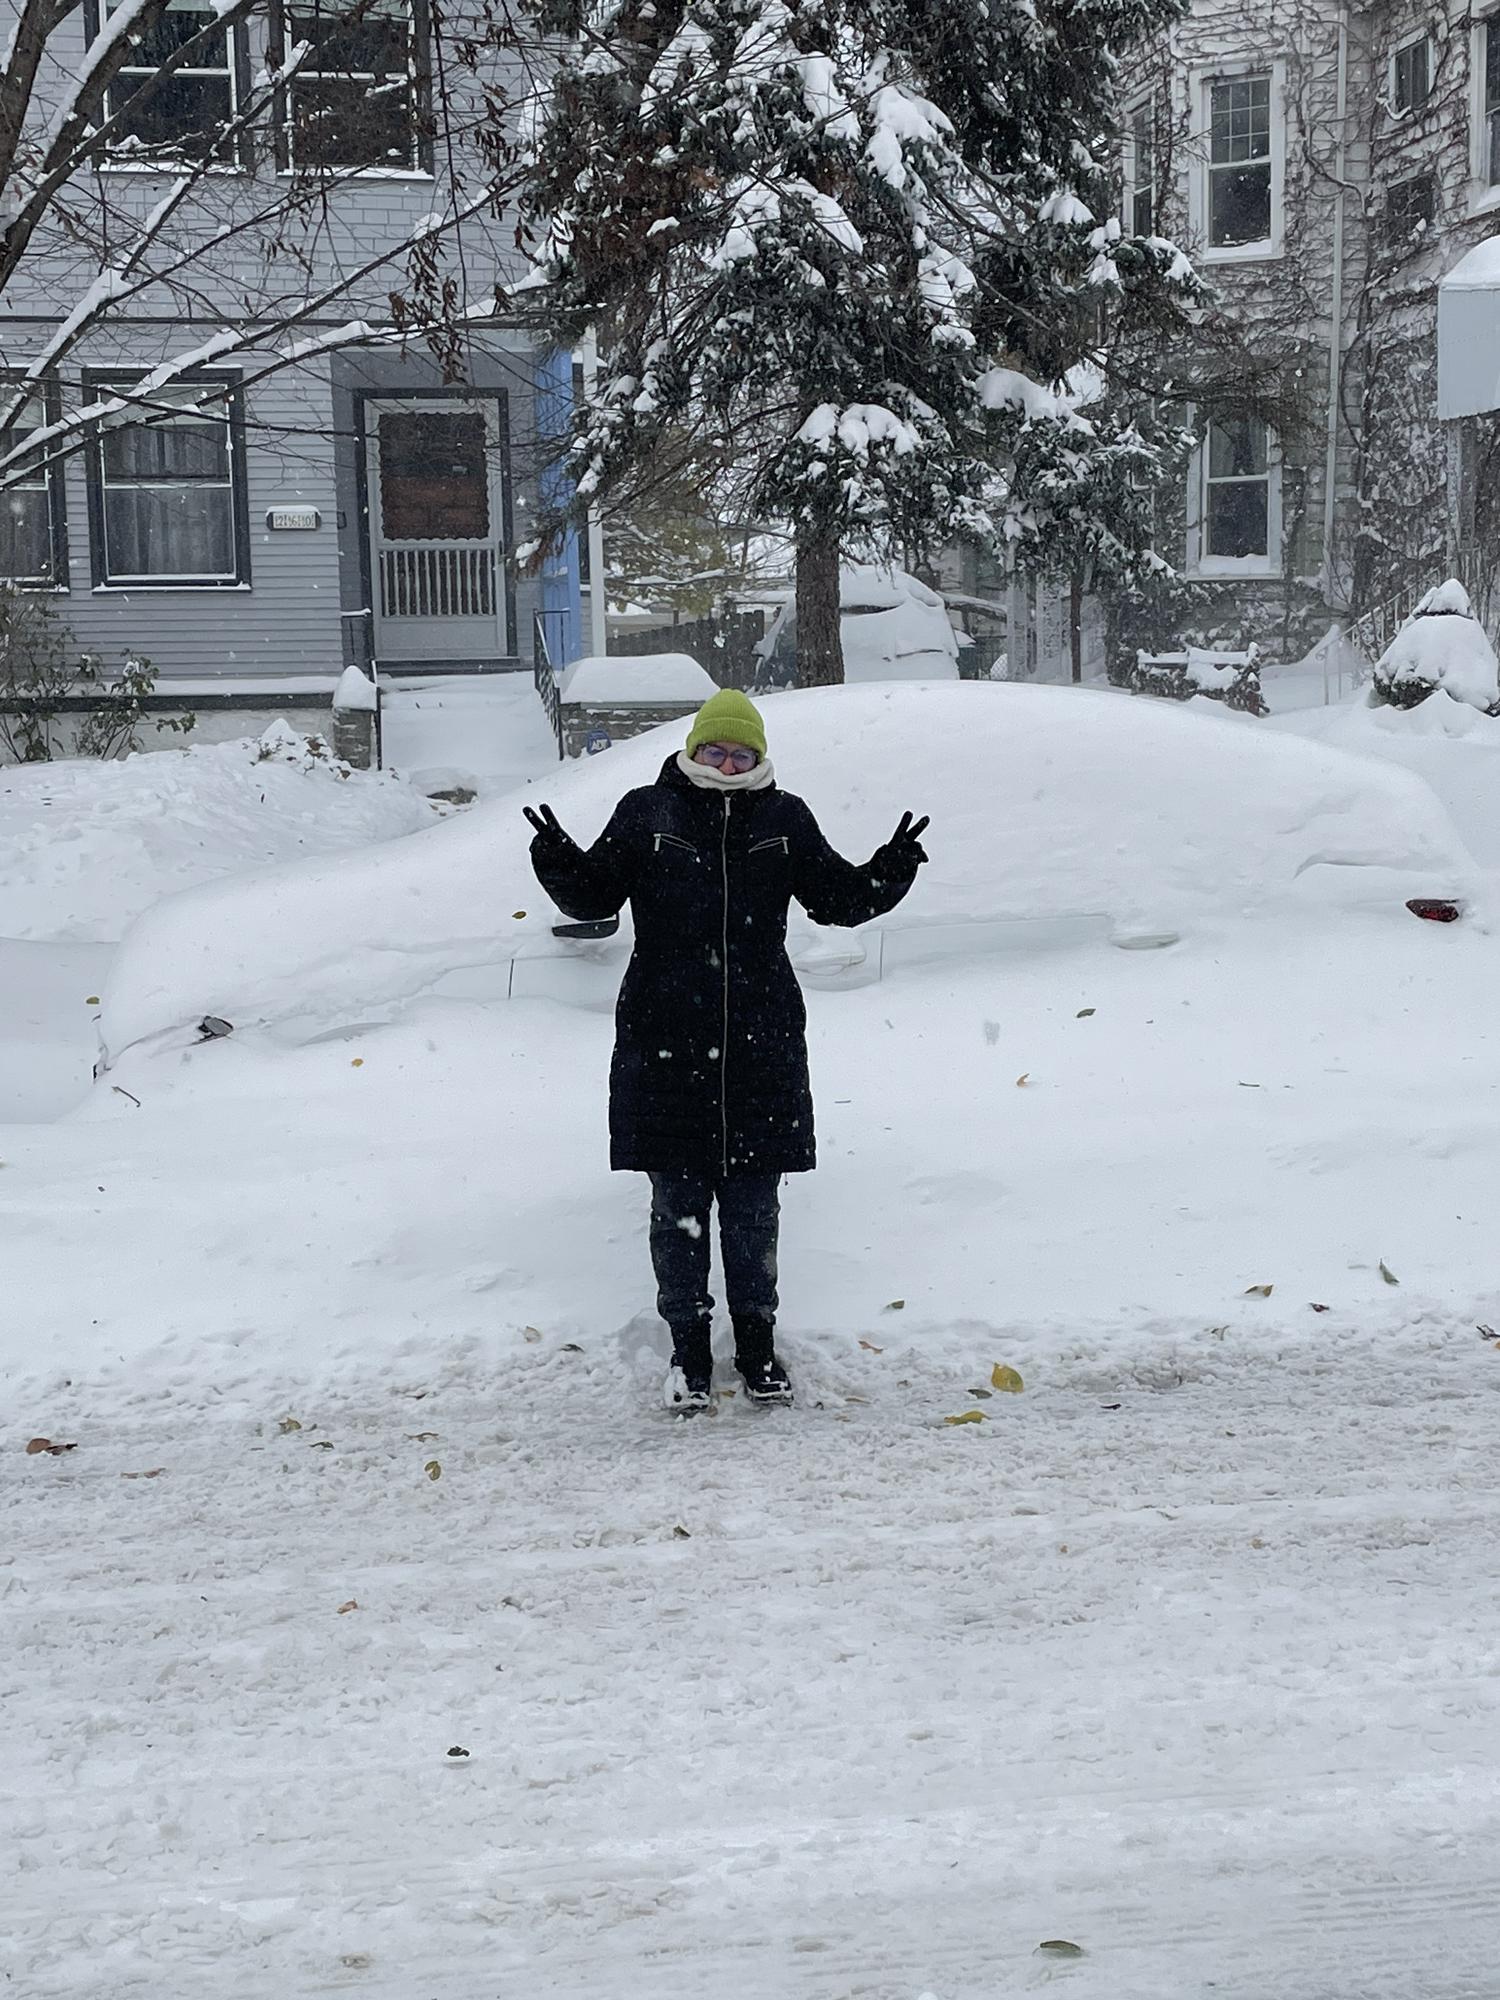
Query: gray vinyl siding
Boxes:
[{"xmin": 1, "ymin": 0, "xmax": 552, "ymax": 680}]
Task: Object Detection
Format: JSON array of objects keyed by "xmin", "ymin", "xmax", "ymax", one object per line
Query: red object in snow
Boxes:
[{"xmin": 1406, "ymin": 898, "xmax": 1463, "ymax": 923}]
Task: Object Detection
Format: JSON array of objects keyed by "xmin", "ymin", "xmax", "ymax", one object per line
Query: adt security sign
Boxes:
[{"xmin": 584, "ymin": 728, "xmax": 612, "ymax": 755}]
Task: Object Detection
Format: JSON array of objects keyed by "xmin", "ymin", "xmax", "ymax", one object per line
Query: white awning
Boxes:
[{"xmin": 1438, "ymin": 236, "xmax": 1500, "ymax": 419}]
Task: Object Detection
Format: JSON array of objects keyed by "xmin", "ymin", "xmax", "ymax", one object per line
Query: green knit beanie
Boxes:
[{"xmin": 685, "ymin": 687, "xmax": 767, "ymax": 760}]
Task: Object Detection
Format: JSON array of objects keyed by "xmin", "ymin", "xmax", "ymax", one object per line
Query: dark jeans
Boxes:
[{"xmin": 648, "ymin": 1172, "xmax": 780, "ymax": 1354}]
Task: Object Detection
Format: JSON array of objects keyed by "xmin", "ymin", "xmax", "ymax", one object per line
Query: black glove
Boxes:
[
  {"xmin": 873, "ymin": 811, "xmax": 930, "ymax": 876},
  {"xmin": 522, "ymin": 803, "xmax": 575, "ymax": 860}
]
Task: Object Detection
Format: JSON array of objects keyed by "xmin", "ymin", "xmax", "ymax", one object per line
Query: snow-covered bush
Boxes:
[{"xmin": 1371, "ymin": 581, "xmax": 1500, "ymax": 714}]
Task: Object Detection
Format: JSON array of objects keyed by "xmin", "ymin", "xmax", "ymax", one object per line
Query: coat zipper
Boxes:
[{"xmin": 720, "ymin": 795, "xmax": 731, "ymax": 1176}]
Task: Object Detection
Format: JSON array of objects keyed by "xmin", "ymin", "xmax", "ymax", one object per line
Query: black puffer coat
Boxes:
[{"xmin": 532, "ymin": 757, "xmax": 920, "ymax": 1176}]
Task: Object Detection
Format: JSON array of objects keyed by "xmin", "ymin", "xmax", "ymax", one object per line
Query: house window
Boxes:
[
  {"xmin": 88, "ymin": 0, "xmax": 244, "ymax": 165},
  {"xmin": 1202, "ymin": 417, "xmax": 1274, "ymax": 564},
  {"xmin": 0, "ymin": 386, "xmax": 66, "ymax": 586},
  {"xmin": 1486, "ymin": 18, "xmax": 1500, "ymax": 184},
  {"xmin": 1208, "ymin": 76, "xmax": 1273, "ymax": 247},
  {"xmin": 277, "ymin": 0, "xmax": 428, "ymax": 173},
  {"xmin": 1386, "ymin": 172, "xmax": 1436, "ymax": 243},
  {"xmin": 87, "ymin": 378, "xmax": 248, "ymax": 588},
  {"xmin": 1391, "ymin": 36, "xmax": 1432, "ymax": 115},
  {"xmin": 1125, "ymin": 101, "xmax": 1156, "ymax": 236}
]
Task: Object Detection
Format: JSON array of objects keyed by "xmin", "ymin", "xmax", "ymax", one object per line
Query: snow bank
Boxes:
[
  {"xmin": 1271, "ymin": 685, "xmax": 1500, "ymax": 865},
  {"xmin": 99, "ymin": 683, "xmax": 1471, "ymax": 1057},
  {"xmin": 0, "ymin": 728, "xmax": 438, "ymax": 944},
  {"xmin": 560, "ymin": 652, "xmax": 716, "ymax": 705}
]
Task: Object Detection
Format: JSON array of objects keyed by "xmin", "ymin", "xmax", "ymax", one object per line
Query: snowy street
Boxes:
[
  {"xmin": 7, "ymin": 683, "xmax": 1500, "ymax": 1998},
  {"xmin": 8, "ymin": 1317, "xmax": 1498, "ymax": 2000}
]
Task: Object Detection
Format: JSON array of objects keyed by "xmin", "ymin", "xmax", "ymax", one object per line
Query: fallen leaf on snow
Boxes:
[
  {"xmin": 1015, "ymin": 1072, "xmax": 1030, "ymax": 1087},
  {"xmin": 350, "ymin": 1058, "xmax": 364, "ymax": 1068},
  {"xmin": 1037, "ymin": 1940, "xmax": 1084, "ymax": 1958},
  {"xmin": 121, "ymin": 1468, "xmax": 166, "ymax": 1479},
  {"xmin": 990, "ymin": 1364, "xmax": 1024, "ymax": 1393},
  {"xmin": 858, "ymin": 1339, "xmax": 884, "ymax": 1353},
  {"xmin": 965, "ymin": 1387, "xmax": 993, "ymax": 1399},
  {"xmin": 883, "ymin": 1298, "xmax": 905, "ymax": 1312},
  {"xmin": 943, "ymin": 1410, "xmax": 988, "ymax": 1425},
  {"xmin": 425, "ymin": 1459, "xmax": 442, "ymax": 1481},
  {"xmin": 310, "ymin": 1440, "xmax": 334, "ymax": 1451},
  {"xmin": 25, "ymin": 1437, "xmax": 76, "ymax": 1456},
  {"xmin": 278, "ymin": 1416, "xmax": 302, "ymax": 1433},
  {"xmin": 406, "ymin": 1431, "xmax": 439, "ymax": 1442},
  {"xmin": 1379, "ymin": 1261, "xmax": 1400, "ymax": 1286},
  {"xmin": 445, "ymin": 1745, "xmax": 470, "ymax": 1759},
  {"xmin": 1244, "ymin": 1283, "xmax": 1273, "ymax": 1297},
  {"xmin": 1076, "ymin": 1007, "xmax": 1095, "ymax": 1018},
  {"xmin": 337, "ymin": 1599, "xmax": 359, "ymax": 1614},
  {"xmin": 523, "ymin": 1326, "xmax": 542, "ymax": 1343},
  {"xmin": 671, "ymin": 1524, "xmax": 691, "ymax": 1539},
  {"xmin": 1310, "ymin": 1302, "xmax": 1331, "ymax": 1313}
]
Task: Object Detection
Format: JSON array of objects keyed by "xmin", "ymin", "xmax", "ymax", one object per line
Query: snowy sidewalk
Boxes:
[{"xmin": 6, "ymin": 1323, "xmax": 1498, "ymax": 2000}]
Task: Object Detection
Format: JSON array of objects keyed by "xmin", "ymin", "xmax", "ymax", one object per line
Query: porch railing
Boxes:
[{"xmin": 533, "ymin": 611, "xmax": 564, "ymax": 759}]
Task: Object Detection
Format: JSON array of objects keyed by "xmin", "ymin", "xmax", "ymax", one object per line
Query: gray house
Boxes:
[{"xmin": 0, "ymin": 0, "xmax": 584, "ymax": 745}]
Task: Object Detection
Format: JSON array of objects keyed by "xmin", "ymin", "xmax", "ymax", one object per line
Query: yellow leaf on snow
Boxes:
[
  {"xmin": 337, "ymin": 1599, "xmax": 359, "ymax": 1614},
  {"xmin": 943, "ymin": 1410, "xmax": 988, "ymax": 1425},
  {"xmin": 1379, "ymin": 1261, "xmax": 1400, "ymax": 1286},
  {"xmin": 1244, "ymin": 1284, "xmax": 1273, "ymax": 1297},
  {"xmin": 990, "ymin": 1364, "xmax": 1024, "ymax": 1393}
]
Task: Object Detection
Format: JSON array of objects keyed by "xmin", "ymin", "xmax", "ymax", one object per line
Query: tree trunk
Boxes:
[
  {"xmin": 1068, "ymin": 569, "xmax": 1084, "ymax": 684},
  {"xmin": 795, "ymin": 524, "xmax": 844, "ymax": 686}
]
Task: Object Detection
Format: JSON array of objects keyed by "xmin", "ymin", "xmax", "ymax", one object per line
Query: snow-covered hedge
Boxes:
[{"xmin": 1372, "ymin": 580, "xmax": 1500, "ymax": 714}]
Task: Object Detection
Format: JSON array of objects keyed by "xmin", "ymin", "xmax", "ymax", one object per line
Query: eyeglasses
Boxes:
[{"xmin": 698, "ymin": 743, "xmax": 759, "ymax": 772}]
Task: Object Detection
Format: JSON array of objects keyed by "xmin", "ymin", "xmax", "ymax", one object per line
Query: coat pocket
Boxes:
[
  {"xmin": 749, "ymin": 836, "xmax": 789, "ymax": 857},
  {"xmin": 653, "ymin": 832, "xmax": 699, "ymax": 857}
]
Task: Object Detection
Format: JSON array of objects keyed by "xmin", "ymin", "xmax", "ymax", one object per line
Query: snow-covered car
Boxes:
[
  {"xmin": 753, "ymin": 565, "xmax": 960, "ymax": 687},
  {"xmin": 99, "ymin": 681, "xmax": 1473, "ymax": 1064}
]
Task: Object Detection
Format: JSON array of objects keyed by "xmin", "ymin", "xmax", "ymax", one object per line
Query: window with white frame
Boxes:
[
  {"xmin": 88, "ymin": 379, "xmax": 247, "ymax": 588},
  {"xmin": 1207, "ymin": 76, "xmax": 1274, "ymax": 248},
  {"xmin": 89, "ymin": 0, "xmax": 244, "ymax": 165},
  {"xmin": 1125, "ymin": 101, "xmax": 1157, "ymax": 236},
  {"xmin": 276, "ymin": 0, "xmax": 429, "ymax": 173},
  {"xmin": 1196, "ymin": 416, "xmax": 1279, "ymax": 570},
  {"xmin": 1484, "ymin": 17, "xmax": 1500, "ymax": 185},
  {"xmin": 0, "ymin": 388, "xmax": 65, "ymax": 586},
  {"xmin": 1391, "ymin": 34, "xmax": 1432, "ymax": 115}
]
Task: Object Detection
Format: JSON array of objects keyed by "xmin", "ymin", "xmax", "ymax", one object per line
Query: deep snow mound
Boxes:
[
  {"xmin": 99, "ymin": 682, "xmax": 1470, "ymax": 1057},
  {"xmin": 0, "ymin": 727, "xmax": 439, "ymax": 944}
]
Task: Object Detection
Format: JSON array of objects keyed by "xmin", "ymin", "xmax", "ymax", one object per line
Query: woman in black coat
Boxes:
[{"xmin": 525, "ymin": 688, "xmax": 928, "ymax": 1413}]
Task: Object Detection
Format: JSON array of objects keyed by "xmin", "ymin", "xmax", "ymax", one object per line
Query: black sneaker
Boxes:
[
  {"xmin": 663, "ymin": 1363, "xmax": 713, "ymax": 1413},
  {"xmin": 737, "ymin": 1353, "xmax": 794, "ymax": 1405}
]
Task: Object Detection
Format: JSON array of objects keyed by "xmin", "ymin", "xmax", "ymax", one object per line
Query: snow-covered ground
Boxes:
[
  {"xmin": 5, "ymin": 684, "xmax": 1500, "ymax": 1998},
  {"xmin": 381, "ymin": 672, "xmax": 562, "ymax": 800},
  {"xmin": 0, "ymin": 730, "xmax": 443, "ymax": 1123}
]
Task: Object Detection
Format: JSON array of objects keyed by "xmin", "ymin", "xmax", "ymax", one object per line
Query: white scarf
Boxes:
[{"xmin": 676, "ymin": 748, "xmax": 776, "ymax": 792}]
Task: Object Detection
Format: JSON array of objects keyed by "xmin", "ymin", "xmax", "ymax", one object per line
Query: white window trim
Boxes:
[
  {"xmin": 1469, "ymin": 9, "xmax": 1500, "ymax": 209},
  {"xmin": 1188, "ymin": 59, "xmax": 1286, "ymax": 264},
  {"xmin": 1186, "ymin": 418, "xmax": 1283, "ymax": 579},
  {"xmin": 95, "ymin": 0, "xmax": 247, "ymax": 172},
  {"xmin": 1387, "ymin": 32, "xmax": 1434, "ymax": 119}
]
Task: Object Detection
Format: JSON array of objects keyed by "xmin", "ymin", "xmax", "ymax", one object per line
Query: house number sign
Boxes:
[{"xmin": 266, "ymin": 507, "xmax": 321, "ymax": 531}]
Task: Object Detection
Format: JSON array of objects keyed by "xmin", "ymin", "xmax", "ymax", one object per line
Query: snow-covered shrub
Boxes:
[{"xmin": 1371, "ymin": 580, "xmax": 1500, "ymax": 714}]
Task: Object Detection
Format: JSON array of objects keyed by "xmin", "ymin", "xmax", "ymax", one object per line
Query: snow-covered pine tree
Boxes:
[{"xmin": 518, "ymin": 0, "xmax": 1200, "ymax": 683}]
